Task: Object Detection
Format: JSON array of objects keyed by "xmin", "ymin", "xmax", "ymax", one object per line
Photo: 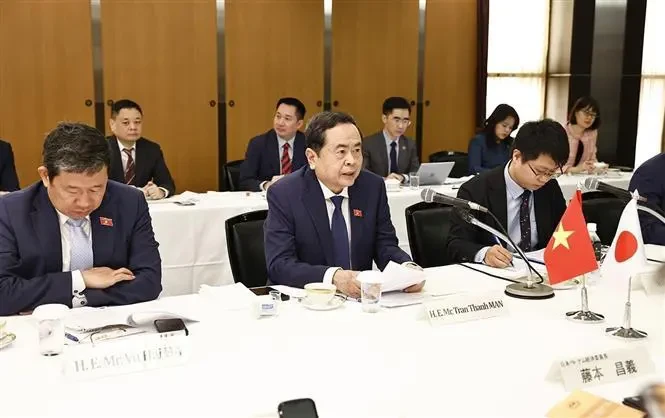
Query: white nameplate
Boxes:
[
  {"xmin": 548, "ymin": 346, "xmax": 654, "ymax": 391},
  {"xmin": 423, "ymin": 292, "xmax": 507, "ymax": 326},
  {"xmin": 63, "ymin": 331, "xmax": 190, "ymax": 380},
  {"xmin": 639, "ymin": 269, "xmax": 665, "ymax": 295}
]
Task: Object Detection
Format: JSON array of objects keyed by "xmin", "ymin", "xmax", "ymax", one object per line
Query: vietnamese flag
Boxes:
[{"xmin": 544, "ymin": 190, "xmax": 598, "ymax": 285}]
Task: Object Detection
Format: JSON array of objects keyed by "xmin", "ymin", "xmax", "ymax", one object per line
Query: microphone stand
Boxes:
[
  {"xmin": 459, "ymin": 210, "xmax": 555, "ymax": 299},
  {"xmin": 604, "ymin": 200, "xmax": 660, "ymax": 339}
]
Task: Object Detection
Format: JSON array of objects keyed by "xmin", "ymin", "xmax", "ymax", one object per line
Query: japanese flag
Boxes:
[{"xmin": 600, "ymin": 198, "xmax": 647, "ymax": 285}]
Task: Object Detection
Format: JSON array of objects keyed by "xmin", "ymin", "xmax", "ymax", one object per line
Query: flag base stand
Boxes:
[
  {"xmin": 505, "ymin": 283, "xmax": 554, "ymax": 299},
  {"xmin": 566, "ymin": 275, "xmax": 604, "ymax": 323},
  {"xmin": 606, "ymin": 277, "xmax": 647, "ymax": 339}
]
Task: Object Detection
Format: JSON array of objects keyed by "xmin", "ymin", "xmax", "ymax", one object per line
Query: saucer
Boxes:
[
  {"xmin": 0, "ymin": 333, "xmax": 16, "ymax": 350},
  {"xmin": 301, "ymin": 295, "xmax": 345, "ymax": 311}
]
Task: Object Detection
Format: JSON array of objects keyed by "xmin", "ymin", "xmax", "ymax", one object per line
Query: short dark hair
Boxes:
[
  {"xmin": 305, "ymin": 111, "xmax": 362, "ymax": 154},
  {"xmin": 382, "ymin": 97, "xmax": 411, "ymax": 115},
  {"xmin": 568, "ymin": 96, "xmax": 601, "ymax": 130},
  {"xmin": 276, "ymin": 97, "xmax": 306, "ymax": 120},
  {"xmin": 483, "ymin": 104, "xmax": 520, "ymax": 144},
  {"xmin": 43, "ymin": 122, "xmax": 111, "ymax": 178},
  {"xmin": 513, "ymin": 119, "xmax": 569, "ymax": 167},
  {"xmin": 111, "ymin": 99, "xmax": 143, "ymax": 118}
]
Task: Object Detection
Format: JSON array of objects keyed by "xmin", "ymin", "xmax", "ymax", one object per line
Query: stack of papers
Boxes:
[{"xmin": 382, "ymin": 261, "xmax": 427, "ymax": 292}]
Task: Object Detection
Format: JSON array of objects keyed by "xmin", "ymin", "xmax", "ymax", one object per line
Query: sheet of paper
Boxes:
[
  {"xmin": 443, "ymin": 175, "xmax": 474, "ymax": 185},
  {"xmin": 461, "ymin": 262, "xmax": 530, "ymax": 280},
  {"xmin": 147, "ymin": 191, "xmax": 201, "ymax": 205},
  {"xmin": 382, "ymin": 261, "xmax": 426, "ymax": 292},
  {"xmin": 198, "ymin": 282, "xmax": 257, "ymax": 311}
]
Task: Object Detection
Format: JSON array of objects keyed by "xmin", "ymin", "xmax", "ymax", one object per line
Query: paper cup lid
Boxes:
[{"xmin": 32, "ymin": 304, "xmax": 70, "ymax": 320}]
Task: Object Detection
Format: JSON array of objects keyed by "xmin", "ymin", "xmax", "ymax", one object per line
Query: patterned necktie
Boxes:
[
  {"xmin": 389, "ymin": 141, "xmax": 398, "ymax": 173},
  {"xmin": 123, "ymin": 148, "xmax": 135, "ymax": 185},
  {"xmin": 281, "ymin": 143, "xmax": 292, "ymax": 175},
  {"xmin": 519, "ymin": 190, "xmax": 532, "ymax": 252},
  {"xmin": 67, "ymin": 218, "xmax": 93, "ymax": 271},
  {"xmin": 330, "ymin": 195, "xmax": 350, "ymax": 269}
]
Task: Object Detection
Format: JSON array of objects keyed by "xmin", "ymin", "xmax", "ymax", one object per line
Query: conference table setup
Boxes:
[
  {"xmin": 0, "ymin": 261, "xmax": 662, "ymax": 417},
  {"xmin": 150, "ymin": 171, "xmax": 633, "ymax": 297}
]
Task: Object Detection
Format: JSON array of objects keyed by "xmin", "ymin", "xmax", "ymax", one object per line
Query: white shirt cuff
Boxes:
[
  {"xmin": 71, "ymin": 270, "xmax": 88, "ymax": 308},
  {"xmin": 402, "ymin": 173, "xmax": 409, "ymax": 184},
  {"xmin": 323, "ymin": 267, "xmax": 340, "ymax": 285},
  {"xmin": 474, "ymin": 246, "xmax": 492, "ymax": 264},
  {"xmin": 159, "ymin": 187, "xmax": 169, "ymax": 198},
  {"xmin": 402, "ymin": 261, "xmax": 422, "ymax": 270},
  {"xmin": 260, "ymin": 181, "xmax": 268, "ymax": 192}
]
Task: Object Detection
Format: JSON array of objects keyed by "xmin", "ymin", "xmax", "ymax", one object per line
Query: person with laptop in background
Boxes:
[
  {"xmin": 362, "ymin": 97, "xmax": 420, "ymax": 184},
  {"xmin": 446, "ymin": 119, "xmax": 569, "ymax": 268}
]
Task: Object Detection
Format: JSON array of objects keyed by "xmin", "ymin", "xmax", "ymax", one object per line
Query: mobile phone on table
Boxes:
[
  {"xmin": 249, "ymin": 286, "xmax": 290, "ymax": 301},
  {"xmin": 622, "ymin": 395, "xmax": 645, "ymax": 412},
  {"xmin": 277, "ymin": 398, "xmax": 318, "ymax": 418},
  {"xmin": 154, "ymin": 318, "xmax": 189, "ymax": 336}
]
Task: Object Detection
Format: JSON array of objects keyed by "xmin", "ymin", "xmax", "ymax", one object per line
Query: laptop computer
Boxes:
[{"xmin": 416, "ymin": 162, "xmax": 455, "ymax": 185}]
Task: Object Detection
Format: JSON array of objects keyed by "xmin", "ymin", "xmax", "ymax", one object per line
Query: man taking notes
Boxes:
[
  {"xmin": 264, "ymin": 111, "xmax": 424, "ymax": 298},
  {"xmin": 107, "ymin": 99, "xmax": 176, "ymax": 200},
  {"xmin": 362, "ymin": 97, "xmax": 420, "ymax": 183},
  {"xmin": 239, "ymin": 97, "xmax": 308, "ymax": 192},
  {"xmin": 447, "ymin": 119, "xmax": 569, "ymax": 268},
  {"xmin": 0, "ymin": 123, "xmax": 162, "ymax": 316}
]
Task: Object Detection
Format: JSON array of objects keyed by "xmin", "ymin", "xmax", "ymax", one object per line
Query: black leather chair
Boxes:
[
  {"xmin": 581, "ymin": 196, "xmax": 625, "ymax": 245},
  {"xmin": 223, "ymin": 159, "xmax": 244, "ymax": 191},
  {"xmin": 225, "ymin": 210, "xmax": 269, "ymax": 288},
  {"xmin": 405, "ymin": 202, "xmax": 454, "ymax": 268},
  {"xmin": 582, "ymin": 191, "xmax": 617, "ymax": 200},
  {"xmin": 428, "ymin": 151, "xmax": 469, "ymax": 178}
]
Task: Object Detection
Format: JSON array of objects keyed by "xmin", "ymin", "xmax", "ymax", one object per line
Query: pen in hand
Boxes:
[{"xmin": 493, "ymin": 236, "xmax": 515, "ymax": 268}]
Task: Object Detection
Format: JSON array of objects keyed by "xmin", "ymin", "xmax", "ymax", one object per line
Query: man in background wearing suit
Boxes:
[
  {"xmin": 362, "ymin": 97, "xmax": 420, "ymax": 183},
  {"xmin": 629, "ymin": 152, "xmax": 665, "ymax": 245},
  {"xmin": 0, "ymin": 139, "xmax": 20, "ymax": 193},
  {"xmin": 447, "ymin": 119, "xmax": 569, "ymax": 268},
  {"xmin": 107, "ymin": 99, "xmax": 175, "ymax": 199},
  {"xmin": 0, "ymin": 122, "xmax": 162, "ymax": 316},
  {"xmin": 239, "ymin": 97, "xmax": 308, "ymax": 192},
  {"xmin": 264, "ymin": 111, "xmax": 424, "ymax": 298}
]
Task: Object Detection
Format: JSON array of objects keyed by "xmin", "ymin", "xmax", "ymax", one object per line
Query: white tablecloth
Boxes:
[
  {"xmin": 151, "ymin": 173, "xmax": 632, "ymax": 296},
  {"xmin": 0, "ymin": 264, "xmax": 661, "ymax": 417}
]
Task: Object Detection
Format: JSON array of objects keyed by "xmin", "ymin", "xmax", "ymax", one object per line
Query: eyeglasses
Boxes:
[
  {"xmin": 581, "ymin": 109, "xmax": 597, "ymax": 118},
  {"xmin": 527, "ymin": 162, "xmax": 562, "ymax": 180},
  {"xmin": 390, "ymin": 117, "xmax": 411, "ymax": 127}
]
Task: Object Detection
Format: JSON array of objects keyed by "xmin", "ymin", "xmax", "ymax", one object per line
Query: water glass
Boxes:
[
  {"xmin": 33, "ymin": 304, "xmax": 69, "ymax": 356},
  {"xmin": 359, "ymin": 272, "xmax": 383, "ymax": 313},
  {"xmin": 409, "ymin": 172, "xmax": 420, "ymax": 190}
]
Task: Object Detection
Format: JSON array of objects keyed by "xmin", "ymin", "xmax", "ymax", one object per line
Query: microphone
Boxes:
[
  {"xmin": 583, "ymin": 178, "xmax": 647, "ymax": 203},
  {"xmin": 420, "ymin": 188, "xmax": 489, "ymax": 213}
]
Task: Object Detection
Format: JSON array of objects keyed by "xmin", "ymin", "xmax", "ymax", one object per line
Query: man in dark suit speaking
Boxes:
[
  {"xmin": 447, "ymin": 119, "xmax": 569, "ymax": 268},
  {"xmin": 107, "ymin": 99, "xmax": 176, "ymax": 199},
  {"xmin": 0, "ymin": 123, "xmax": 162, "ymax": 316},
  {"xmin": 264, "ymin": 111, "xmax": 424, "ymax": 298}
]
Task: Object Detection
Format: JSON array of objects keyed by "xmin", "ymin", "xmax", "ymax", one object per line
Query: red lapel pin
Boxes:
[
  {"xmin": 99, "ymin": 217, "xmax": 113, "ymax": 227},
  {"xmin": 353, "ymin": 209, "xmax": 363, "ymax": 218}
]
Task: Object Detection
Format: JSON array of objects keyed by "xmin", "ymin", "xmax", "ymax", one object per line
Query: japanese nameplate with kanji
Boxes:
[{"xmin": 552, "ymin": 346, "xmax": 654, "ymax": 391}]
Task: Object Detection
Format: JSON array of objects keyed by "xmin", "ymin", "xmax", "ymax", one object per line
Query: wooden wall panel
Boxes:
[
  {"xmin": 101, "ymin": 0, "xmax": 218, "ymax": 192},
  {"xmin": 422, "ymin": 0, "xmax": 477, "ymax": 160},
  {"xmin": 0, "ymin": 0, "xmax": 95, "ymax": 187},
  {"xmin": 331, "ymin": 0, "xmax": 419, "ymax": 138},
  {"xmin": 225, "ymin": 0, "xmax": 324, "ymax": 161}
]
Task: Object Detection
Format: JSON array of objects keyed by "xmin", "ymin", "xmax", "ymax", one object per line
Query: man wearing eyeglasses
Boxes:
[
  {"xmin": 362, "ymin": 97, "xmax": 420, "ymax": 183},
  {"xmin": 447, "ymin": 119, "xmax": 570, "ymax": 268}
]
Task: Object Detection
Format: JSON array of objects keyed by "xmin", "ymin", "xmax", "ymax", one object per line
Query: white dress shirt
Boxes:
[
  {"xmin": 260, "ymin": 134, "xmax": 296, "ymax": 191},
  {"xmin": 116, "ymin": 141, "xmax": 169, "ymax": 197},
  {"xmin": 55, "ymin": 210, "xmax": 90, "ymax": 308}
]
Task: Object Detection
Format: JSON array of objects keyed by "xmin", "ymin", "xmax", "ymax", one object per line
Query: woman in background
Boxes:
[
  {"xmin": 467, "ymin": 104, "xmax": 520, "ymax": 174},
  {"xmin": 564, "ymin": 96, "xmax": 601, "ymax": 174}
]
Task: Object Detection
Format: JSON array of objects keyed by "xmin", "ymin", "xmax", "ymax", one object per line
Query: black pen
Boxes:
[{"xmin": 493, "ymin": 236, "xmax": 515, "ymax": 268}]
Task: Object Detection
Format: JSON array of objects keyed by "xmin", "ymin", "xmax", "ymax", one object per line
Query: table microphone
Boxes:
[
  {"xmin": 420, "ymin": 188, "xmax": 488, "ymax": 213},
  {"xmin": 583, "ymin": 178, "xmax": 647, "ymax": 203}
]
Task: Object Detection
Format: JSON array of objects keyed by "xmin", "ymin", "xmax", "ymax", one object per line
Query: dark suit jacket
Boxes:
[
  {"xmin": 264, "ymin": 166, "xmax": 411, "ymax": 288},
  {"xmin": 0, "ymin": 139, "xmax": 19, "ymax": 191},
  {"xmin": 362, "ymin": 131, "xmax": 420, "ymax": 177},
  {"xmin": 0, "ymin": 181, "xmax": 162, "ymax": 315},
  {"xmin": 107, "ymin": 136, "xmax": 176, "ymax": 196},
  {"xmin": 239, "ymin": 129, "xmax": 307, "ymax": 191},
  {"xmin": 446, "ymin": 165, "xmax": 566, "ymax": 263},
  {"xmin": 630, "ymin": 153, "xmax": 665, "ymax": 245}
]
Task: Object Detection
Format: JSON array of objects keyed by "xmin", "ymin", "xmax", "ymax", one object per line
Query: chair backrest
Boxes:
[
  {"xmin": 581, "ymin": 197, "xmax": 626, "ymax": 245},
  {"xmin": 405, "ymin": 201, "xmax": 454, "ymax": 268},
  {"xmin": 582, "ymin": 191, "xmax": 617, "ymax": 201},
  {"xmin": 428, "ymin": 151, "xmax": 469, "ymax": 178},
  {"xmin": 224, "ymin": 159, "xmax": 244, "ymax": 191},
  {"xmin": 225, "ymin": 209, "xmax": 269, "ymax": 288}
]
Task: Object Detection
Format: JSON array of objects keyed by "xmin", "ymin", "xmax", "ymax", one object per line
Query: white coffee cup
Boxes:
[{"xmin": 304, "ymin": 283, "xmax": 336, "ymax": 305}]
